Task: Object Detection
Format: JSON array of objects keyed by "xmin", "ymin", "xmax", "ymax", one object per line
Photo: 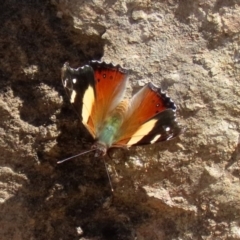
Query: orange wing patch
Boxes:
[{"xmin": 89, "ymin": 62, "xmax": 128, "ymax": 136}]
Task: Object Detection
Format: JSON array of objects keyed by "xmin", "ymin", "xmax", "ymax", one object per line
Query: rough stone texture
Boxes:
[{"xmin": 0, "ymin": 0, "xmax": 240, "ymax": 239}]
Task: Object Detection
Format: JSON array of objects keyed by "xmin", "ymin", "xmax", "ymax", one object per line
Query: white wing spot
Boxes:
[
  {"xmin": 150, "ymin": 134, "xmax": 161, "ymax": 144},
  {"xmin": 63, "ymin": 79, "xmax": 68, "ymax": 87},
  {"xmin": 72, "ymin": 78, "xmax": 77, "ymax": 84},
  {"xmin": 70, "ymin": 90, "xmax": 77, "ymax": 103},
  {"xmin": 166, "ymin": 133, "xmax": 174, "ymax": 140},
  {"xmin": 165, "ymin": 126, "xmax": 170, "ymax": 132}
]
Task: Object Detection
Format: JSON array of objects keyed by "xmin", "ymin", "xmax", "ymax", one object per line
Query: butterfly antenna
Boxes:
[
  {"xmin": 103, "ymin": 158, "xmax": 114, "ymax": 192},
  {"xmin": 57, "ymin": 149, "xmax": 96, "ymax": 164}
]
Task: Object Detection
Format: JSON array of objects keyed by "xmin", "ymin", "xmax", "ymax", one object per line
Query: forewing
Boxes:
[
  {"xmin": 61, "ymin": 62, "xmax": 96, "ymax": 137},
  {"xmin": 61, "ymin": 61, "xmax": 128, "ymax": 139},
  {"xmin": 113, "ymin": 82, "xmax": 181, "ymax": 146},
  {"xmin": 89, "ymin": 61, "xmax": 128, "ymax": 135}
]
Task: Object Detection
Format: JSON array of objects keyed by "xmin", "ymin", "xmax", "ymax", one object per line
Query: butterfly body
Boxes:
[
  {"xmin": 61, "ymin": 61, "xmax": 181, "ymax": 157},
  {"xmin": 98, "ymin": 115, "xmax": 122, "ymax": 145}
]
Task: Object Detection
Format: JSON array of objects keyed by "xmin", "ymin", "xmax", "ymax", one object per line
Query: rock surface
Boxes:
[{"xmin": 0, "ymin": 0, "xmax": 239, "ymax": 239}]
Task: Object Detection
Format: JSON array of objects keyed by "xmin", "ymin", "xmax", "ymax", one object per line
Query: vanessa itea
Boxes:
[{"xmin": 61, "ymin": 61, "xmax": 181, "ymax": 157}]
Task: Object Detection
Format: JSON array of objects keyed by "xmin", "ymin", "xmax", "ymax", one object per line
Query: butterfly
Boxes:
[{"xmin": 61, "ymin": 61, "xmax": 181, "ymax": 157}]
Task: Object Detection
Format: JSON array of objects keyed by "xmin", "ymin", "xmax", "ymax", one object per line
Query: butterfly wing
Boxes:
[
  {"xmin": 61, "ymin": 62, "xmax": 96, "ymax": 137},
  {"xmin": 112, "ymin": 82, "xmax": 181, "ymax": 147},
  {"xmin": 89, "ymin": 61, "xmax": 128, "ymax": 135},
  {"xmin": 61, "ymin": 61, "xmax": 128, "ymax": 138}
]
